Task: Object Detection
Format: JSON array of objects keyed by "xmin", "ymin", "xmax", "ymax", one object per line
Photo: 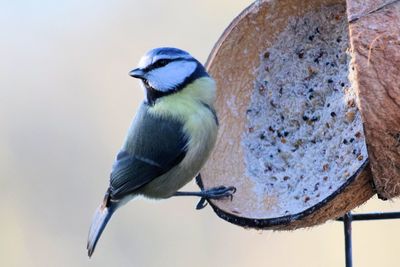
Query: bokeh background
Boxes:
[{"xmin": 1, "ymin": 1, "xmax": 400, "ymax": 266}]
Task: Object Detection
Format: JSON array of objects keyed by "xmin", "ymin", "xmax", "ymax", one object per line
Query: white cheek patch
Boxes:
[{"xmin": 147, "ymin": 61, "xmax": 197, "ymax": 92}]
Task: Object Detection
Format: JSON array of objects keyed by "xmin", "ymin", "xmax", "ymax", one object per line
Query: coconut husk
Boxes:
[
  {"xmin": 347, "ymin": 0, "xmax": 400, "ymax": 199},
  {"xmin": 198, "ymin": 0, "xmax": 381, "ymax": 229}
]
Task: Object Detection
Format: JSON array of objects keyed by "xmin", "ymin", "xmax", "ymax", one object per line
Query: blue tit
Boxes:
[{"xmin": 87, "ymin": 47, "xmax": 235, "ymax": 257}]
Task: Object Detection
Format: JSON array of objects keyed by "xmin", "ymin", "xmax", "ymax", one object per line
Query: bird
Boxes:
[{"xmin": 87, "ymin": 47, "xmax": 236, "ymax": 257}]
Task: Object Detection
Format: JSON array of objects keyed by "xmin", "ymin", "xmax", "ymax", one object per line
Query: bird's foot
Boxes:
[
  {"xmin": 173, "ymin": 186, "xmax": 236, "ymax": 210},
  {"xmin": 195, "ymin": 186, "xmax": 236, "ymax": 209}
]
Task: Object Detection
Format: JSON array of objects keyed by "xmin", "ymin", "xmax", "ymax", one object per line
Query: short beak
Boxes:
[{"xmin": 129, "ymin": 68, "xmax": 145, "ymax": 79}]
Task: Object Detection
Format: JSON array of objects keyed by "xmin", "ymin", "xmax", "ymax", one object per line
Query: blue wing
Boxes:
[{"xmin": 108, "ymin": 103, "xmax": 188, "ymax": 200}]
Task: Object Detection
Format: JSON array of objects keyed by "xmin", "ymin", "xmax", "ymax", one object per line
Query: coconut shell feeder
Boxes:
[{"xmin": 198, "ymin": 0, "xmax": 400, "ymax": 231}]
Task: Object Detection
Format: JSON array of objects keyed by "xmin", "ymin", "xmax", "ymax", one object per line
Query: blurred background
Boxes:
[{"xmin": 1, "ymin": 1, "xmax": 399, "ymax": 266}]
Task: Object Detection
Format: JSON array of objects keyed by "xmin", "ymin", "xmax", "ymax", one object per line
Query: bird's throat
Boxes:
[{"xmin": 145, "ymin": 84, "xmax": 175, "ymax": 106}]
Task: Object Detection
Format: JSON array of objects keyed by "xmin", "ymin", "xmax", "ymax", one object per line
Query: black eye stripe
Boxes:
[
  {"xmin": 152, "ymin": 59, "xmax": 170, "ymax": 68},
  {"xmin": 144, "ymin": 57, "xmax": 194, "ymax": 72}
]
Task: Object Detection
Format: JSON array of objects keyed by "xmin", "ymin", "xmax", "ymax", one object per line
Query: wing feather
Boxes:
[{"xmin": 109, "ymin": 103, "xmax": 188, "ymax": 199}]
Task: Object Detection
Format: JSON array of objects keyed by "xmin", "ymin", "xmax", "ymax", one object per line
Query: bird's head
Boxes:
[{"xmin": 129, "ymin": 47, "xmax": 209, "ymax": 105}]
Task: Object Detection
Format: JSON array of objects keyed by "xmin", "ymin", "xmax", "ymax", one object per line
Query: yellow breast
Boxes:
[
  {"xmin": 137, "ymin": 77, "xmax": 218, "ymax": 198},
  {"xmin": 148, "ymin": 77, "xmax": 217, "ymax": 134},
  {"xmin": 148, "ymin": 76, "xmax": 218, "ymax": 169}
]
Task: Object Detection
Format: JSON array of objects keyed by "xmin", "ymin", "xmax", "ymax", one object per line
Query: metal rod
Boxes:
[
  {"xmin": 343, "ymin": 212, "xmax": 353, "ymax": 267},
  {"xmin": 337, "ymin": 211, "xmax": 400, "ymax": 221},
  {"xmin": 336, "ymin": 211, "xmax": 400, "ymax": 266}
]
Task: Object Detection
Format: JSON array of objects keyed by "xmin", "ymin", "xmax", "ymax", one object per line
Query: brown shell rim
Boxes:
[
  {"xmin": 204, "ymin": 1, "xmax": 256, "ymax": 70},
  {"xmin": 197, "ymin": 160, "xmax": 368, "ymax": 229}
]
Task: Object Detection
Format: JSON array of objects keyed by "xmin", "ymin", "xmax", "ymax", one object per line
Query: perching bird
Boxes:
[{"xmin": 87, "ymin": 47, "xmax": 235, "ymax": 257}]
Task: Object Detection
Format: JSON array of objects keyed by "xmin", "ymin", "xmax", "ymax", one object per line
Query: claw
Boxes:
[
  {"xmin": 200, "ymin": 186, "xmax": 236, "ymax": 201},
  {"xmin": 228, "ymin": 186, "xmax": 236, "ymax": 201},
  {"xmin": 196, "ymin": 198, "xmax": 208, "ymax": 210}
]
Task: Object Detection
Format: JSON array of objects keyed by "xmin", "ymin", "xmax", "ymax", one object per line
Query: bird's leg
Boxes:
[
  {"xmin": 173, "ymin": 174, "xmax": 236, "ymax": 210},
  {"xmin": 173, "ymin": 186, "xmax": 236, "ymax": 198},
  {"xmin": 174, "ymin": 186, "xmax": 236, "ymax": 210}
]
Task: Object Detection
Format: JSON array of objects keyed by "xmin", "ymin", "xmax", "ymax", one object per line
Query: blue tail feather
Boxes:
[{"xmin": 87, "ymin": 203, "xmax": 116, "ymax": 257}]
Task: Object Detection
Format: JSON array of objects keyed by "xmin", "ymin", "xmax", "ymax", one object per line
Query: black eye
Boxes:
[{"xmin": 153, "ymin": 59, "xmax": 170, "ymax": 68}]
